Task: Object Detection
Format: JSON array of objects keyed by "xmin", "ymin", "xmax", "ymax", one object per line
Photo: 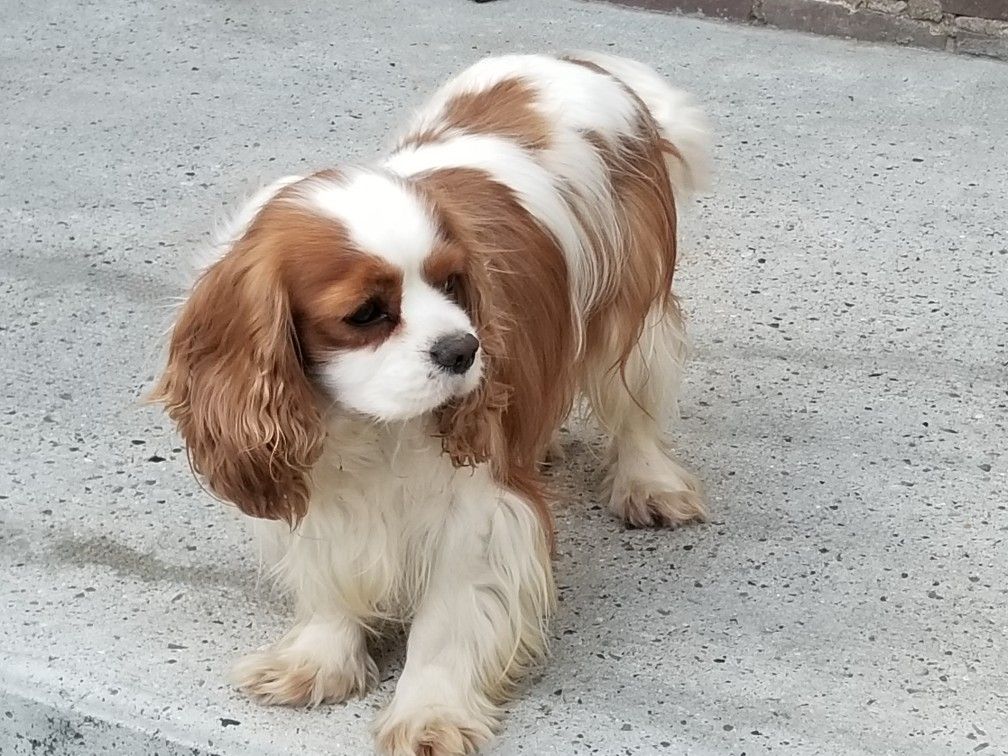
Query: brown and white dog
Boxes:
[{"xmin": 153, "ymin": 52, "xmax": 709, "ymax": 755}]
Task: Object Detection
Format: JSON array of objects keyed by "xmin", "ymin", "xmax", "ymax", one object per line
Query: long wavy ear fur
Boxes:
[
  {"xmin": 149, "ymin": 236, "xmax": 324, "ymax": 524},
  {"xmin": 420, "ymin": 169, "xmax": 578, "ymax": 548}
]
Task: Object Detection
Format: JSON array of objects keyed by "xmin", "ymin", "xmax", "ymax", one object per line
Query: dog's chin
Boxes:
[{"xmin": 334, "ymin": 375, "xmax": 481, "ymax": 425}]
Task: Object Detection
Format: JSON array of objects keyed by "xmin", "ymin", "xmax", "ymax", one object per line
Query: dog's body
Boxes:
[{"xmin": 154, "ymin": 53, "xmax": 708, "ymax": 754}]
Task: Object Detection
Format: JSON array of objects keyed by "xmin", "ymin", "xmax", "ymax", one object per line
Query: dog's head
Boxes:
[{"xmin": 151, "ymin": 169, "xmax": 507, "ymax": 523}]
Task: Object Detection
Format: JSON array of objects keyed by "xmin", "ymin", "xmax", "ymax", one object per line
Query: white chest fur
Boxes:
[{"xmin": 253, "ymin": 417, "xmax": 498, "ymax": 622}]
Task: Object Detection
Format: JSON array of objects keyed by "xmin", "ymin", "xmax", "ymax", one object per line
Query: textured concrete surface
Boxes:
[{"xmin": 1, "ymin": 0, "xmax": 1006, "ymax": 754}]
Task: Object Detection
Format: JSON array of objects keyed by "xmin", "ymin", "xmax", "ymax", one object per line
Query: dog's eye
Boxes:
[
  {"xmin": 441, "ymin": 275, "xmax": 459, "ymax": 299},
  {"xmin": 346, "ymin": 300, "xmax": 386, "ymax": 326}
]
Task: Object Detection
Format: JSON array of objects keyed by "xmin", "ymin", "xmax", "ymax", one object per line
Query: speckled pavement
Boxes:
[{"xmin": 1, "ymin": 0, "xmax": 1006, "ymax": 754}]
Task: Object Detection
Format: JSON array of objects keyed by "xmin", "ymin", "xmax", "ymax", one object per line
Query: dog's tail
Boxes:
[{"xmin": 573, "ymin": 51, "xmax": 711, "ymax": 203}]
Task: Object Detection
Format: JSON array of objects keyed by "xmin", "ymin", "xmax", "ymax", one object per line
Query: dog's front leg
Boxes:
[
  {"xmin": 231, "ymin": 603, "xmax": 377, "ymax": 708},
  {"xmin": 373, "ymin": 473, "xmax": 554, "ymax": 755}
]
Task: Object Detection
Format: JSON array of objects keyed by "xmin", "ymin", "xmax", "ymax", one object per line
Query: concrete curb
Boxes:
[{"xmin": 594, "ymin": 0, "xmax": 1008, "ymax": 58}]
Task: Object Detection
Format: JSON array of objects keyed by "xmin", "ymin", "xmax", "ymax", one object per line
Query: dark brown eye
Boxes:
[
  {"xmin": 346, "ymin": 300, "xmax": 386, "ymax": 326},
  {"xmin": 441, "ymin": 274, "xmax": 459, "ymax": 299}
]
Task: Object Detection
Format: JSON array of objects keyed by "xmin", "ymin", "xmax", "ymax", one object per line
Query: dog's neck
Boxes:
[{"xmin": 317, "ymin": 411, "xmax": 443, "ymax": 474}]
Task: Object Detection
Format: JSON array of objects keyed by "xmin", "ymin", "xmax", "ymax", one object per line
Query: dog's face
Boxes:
[
  {"xmin": 152, "ymin": 170, "xmax": 490, "ymax": 523},
  {"xmin": 290, "ymin": 171, "xmax": 484, "ymax": 421}
]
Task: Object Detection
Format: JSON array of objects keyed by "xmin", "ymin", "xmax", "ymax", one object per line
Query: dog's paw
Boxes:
[
  {"xmin": 609, "ymin": 456, "xmax": 707, "ymax": 527},
  {"xmin": 231, "ymin": 641, "xmax": 376, "ymax": 708},
  {"xmin": 374, "ymin": 706, "xmax": 495, "ymax": 756},
  {"xmin": 614, "ymin": 484, "xmax": 707, "ymax": 527}
]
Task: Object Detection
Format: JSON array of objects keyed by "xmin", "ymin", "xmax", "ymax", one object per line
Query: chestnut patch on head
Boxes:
[{"xmin": 278, "ymin": 220, "xmax": 404, "ymax": 360}]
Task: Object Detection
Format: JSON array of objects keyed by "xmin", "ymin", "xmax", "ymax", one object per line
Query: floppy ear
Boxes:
[
  {"xmin": 429, "ymin": 186, "xmax": 571, "ymax": 554},
  {"xmin": 422, "ymin": 170, "xmax": 575, "ymax": 477},
  {"xmin": 436, "ymin": 252, "xmax": 511, "ymax": 469},
  {"xmin": 150, "ymin": 239, "xmax": 324, "ymax": 524}
]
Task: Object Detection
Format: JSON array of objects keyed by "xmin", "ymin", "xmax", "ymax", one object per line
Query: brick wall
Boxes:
[{"xmin": 598, "ymin": 0, "xmax": 1008, "ymax": 58}]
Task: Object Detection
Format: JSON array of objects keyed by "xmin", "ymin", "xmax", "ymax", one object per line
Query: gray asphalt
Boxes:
[{"xmin": 1, "ymin": 0, "xmax": 1006, "ymax": 754}]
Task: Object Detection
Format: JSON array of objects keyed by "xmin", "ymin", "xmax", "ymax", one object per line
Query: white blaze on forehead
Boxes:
[{"xmin": 299, "ymin": 169, "xmax": 438, "ymax": 268}]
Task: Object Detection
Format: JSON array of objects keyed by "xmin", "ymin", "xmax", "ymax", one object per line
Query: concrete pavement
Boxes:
[{"xmin": 1, "ymin": 0, "xmax": 1006, "ymax": 753}]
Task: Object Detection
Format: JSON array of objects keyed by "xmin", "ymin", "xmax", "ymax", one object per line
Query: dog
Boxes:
[{"xmin": 152, "ymin": 52, "xmax": 709, "ymax": 755}]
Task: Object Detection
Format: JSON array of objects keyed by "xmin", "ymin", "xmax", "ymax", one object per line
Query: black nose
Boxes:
[{"xmin": 430, "ymin": 332, "xmax": 479, "ymax": 375}]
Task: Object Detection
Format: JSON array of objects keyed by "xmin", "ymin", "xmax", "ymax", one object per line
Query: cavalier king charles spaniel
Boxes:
[{"xmin": 153, "ymin": 52, "xmax": 709, "ymax": 755}]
